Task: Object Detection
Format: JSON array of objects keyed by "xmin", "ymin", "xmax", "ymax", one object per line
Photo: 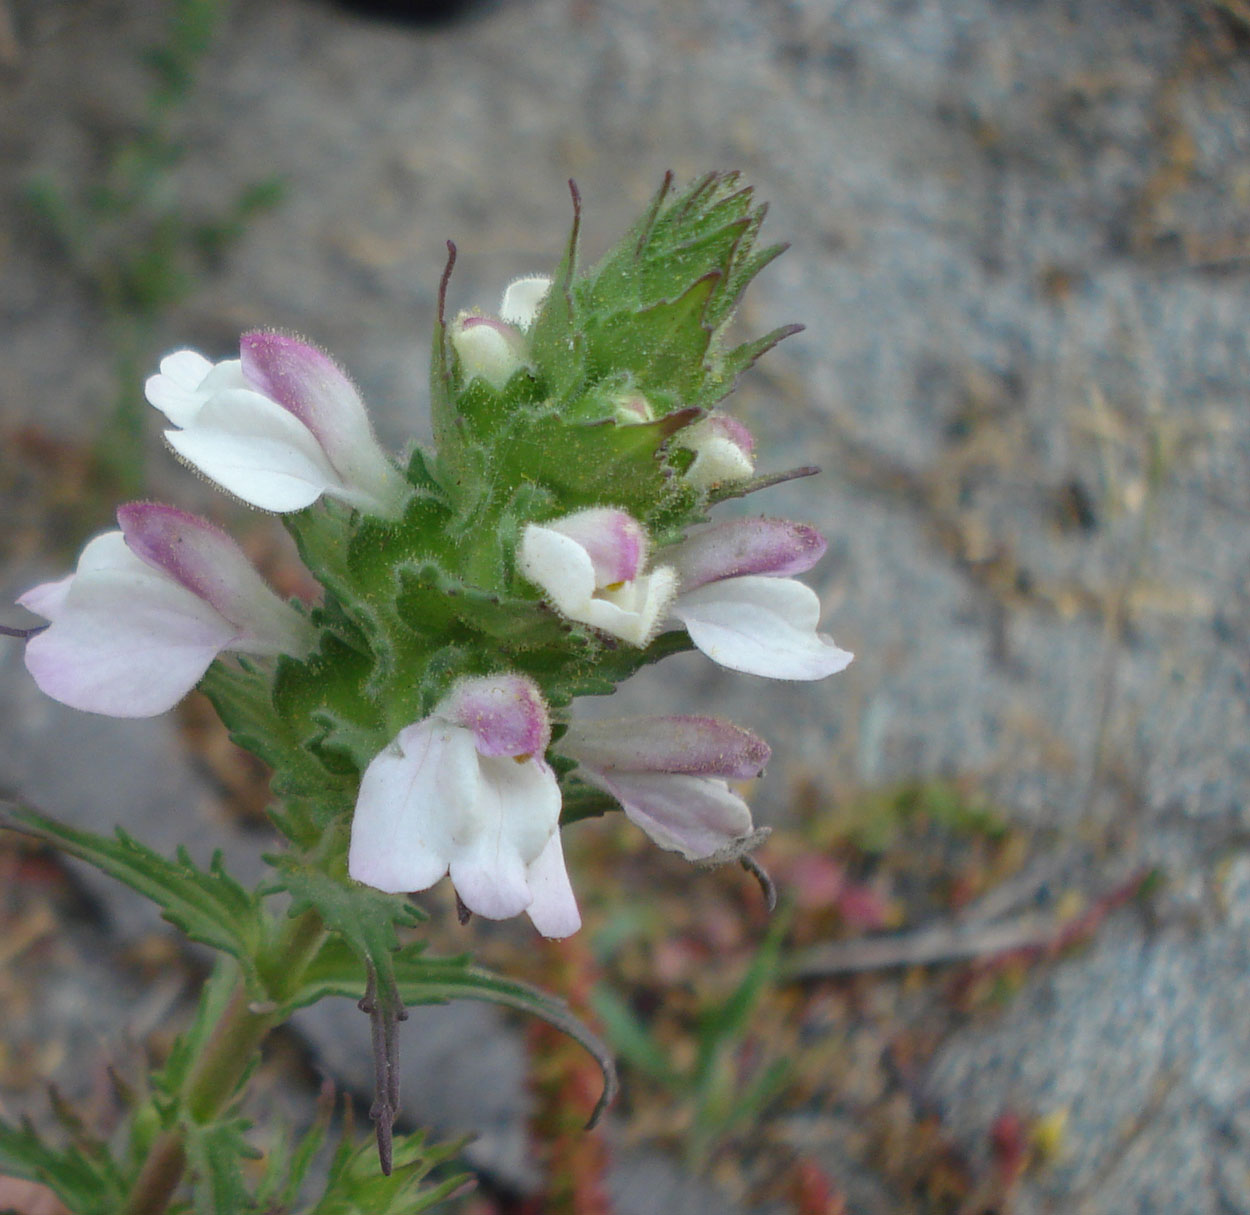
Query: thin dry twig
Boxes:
[
  {"xmin": 787, "ymin": 868, "xmax": 1150, "ymax": 979},
  {"xmin": 785, "ymin": 914, "xmax": 1057, "ymax": 978}
]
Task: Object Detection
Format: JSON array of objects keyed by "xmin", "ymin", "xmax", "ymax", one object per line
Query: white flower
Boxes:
[
  {"xmin": 517, "ymin": 508, "xmax": 677, "ymax": 646},
  {"xmin": 145, "ymin": 332, "xmax": 405, "ymax": 516},
  {"xmin": 18, "ymin": 503, "xmax": 313, "ymax": 717},
  {"xmin": 665, "ymin": 518, "xmax": 853, "ymax": 680},
  {"xmin": 348, "ymin": 674, "xmax": 580, "ymax": 939}
]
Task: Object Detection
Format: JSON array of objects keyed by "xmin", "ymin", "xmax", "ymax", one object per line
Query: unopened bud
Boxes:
[
  {"xmin": 450, "ymin": 313, "xmax": 529, "ymax": 391},
  {"xmin": 676, "ymin": 414, "xmax": 756, "ymax": 488}
]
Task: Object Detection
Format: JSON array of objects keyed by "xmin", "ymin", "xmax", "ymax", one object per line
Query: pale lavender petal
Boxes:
[
  {"xmin": 580, "ymin": 769, "xmax": 754, "ymax": 861},
  {"xmin": 240, "ymin": 332, "xmax": 402, "ymax": 512},
  {"xmin": 524, "ymin": 831, "xmax": 582, "ymax": 939},
  {"xmin": 22, "ymin": 551, "xmax": 238, "ymax": 717},
  {"xmin": 666, "ymin": 518, "xmax": 826, "ymax": 591},
  {"xmin": 116, "ymin": 502, "xmax": 312, "ymax": 656},
  {"xmin": 164, "ymin": 387, "xmax": 342, "ymax": 512},
  {"xmin": 348, "ymin": 724, "xmax": 478, "ymax": 894},
  {"xmin": 561, "ymin": 716, "xmax": 769, "ymax": 779},
  {"xmin": 671, "ymin": 575, "xmax": 853, "ymax": 680},
  {"xmin": 543, "ymin": 508, "xmax": 649, "ymax": 585},
  {"xmin": 440, "ymin": 673, "xmax": 550, "ymax": 758},
  {"xmin": 18, "ymin": 572, "xmax": 76, "ymax": 621}
]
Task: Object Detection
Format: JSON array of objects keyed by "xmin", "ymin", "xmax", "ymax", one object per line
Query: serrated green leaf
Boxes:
[
  {"xmin": 184, "ymin": 1115, "xmax": 260, "ymax": 1215},
  {"xmin": 0, "ymin": 804, "xmax": 263, "ymax": 973},
  {"xmin": 307, "ymin": 1128, "xmax": 466, "ymax": 1215},
  {"xmin": 0, "ymin": 1119, "xmax": 127, "ymax": 1215}
]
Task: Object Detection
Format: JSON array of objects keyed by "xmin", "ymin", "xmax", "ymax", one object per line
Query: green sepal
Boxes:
[
  {"xmin": 581, "ymin": 272, "xmax": 717, "ymax": 400},
  {"xmin": 289, "ymin": 936, "xmax": 619, "ymax": 1127},
  {"xmin": 493, "ymin": 407, "xmax": 699, "ymax": 521},
  {"xmin": 696, "ymin": 321, "xmax": 804, "ymax": 411},
  {"xmin": 0, "ymin": 804, "xmax": 263, "ymax": 981}
]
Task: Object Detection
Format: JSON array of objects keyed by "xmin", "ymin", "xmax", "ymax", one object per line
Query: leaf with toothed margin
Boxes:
[
  {"xmin": 312, "ymin": 1121, "xmax": 467, "ymax": 1214},
  {"xmin": 288, "ymin": 936, "xmax": 619, "ymax": 1130},
  {"xmin": 0, "ymin": 802, "xmax": 264, "ymax": 979},
  {"xmin": 184, "ymin": 1115, "xmax": 260, "ymax": 1215},
  {"xmin": 0, "ymin": 1119, "xmax": 126, "ymax": 1215}
]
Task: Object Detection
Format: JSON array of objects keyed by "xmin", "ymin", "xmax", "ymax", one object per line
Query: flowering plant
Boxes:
[{"xmin": 1, "ymin": 173, "xmax": 851, "ymax": 1213}]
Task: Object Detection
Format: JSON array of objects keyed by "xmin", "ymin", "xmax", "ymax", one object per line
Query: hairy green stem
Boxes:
[{"xmin": 123, "ymin": 909, "xmax": 327, "ymax": 1215}]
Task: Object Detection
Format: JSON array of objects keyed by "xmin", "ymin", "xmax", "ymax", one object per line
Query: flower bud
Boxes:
[
  {"xmin": 449, "ymin": 314, "xmax": 530, "ymax": 391},
  {"xmin": 518, "ymin": 508, "xmax": 676, "ymax": 646},
  {"xmin": 675, "ymin": 413, "xmax": 756, "ymax": 489}
]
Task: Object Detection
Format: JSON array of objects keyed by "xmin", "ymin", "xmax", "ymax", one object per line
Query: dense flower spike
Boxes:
[
  {"xmin": 518, "ymin": 508, "xmax": 677, "ymax": 645},
  {"xmin": 560, "ymin": 716, "xmax": 771, "ymax": 861},
  {"xmin": 348, "ymin": 675, "xmax": 581, "ymax": 938},
  {"xmin": 19, "ymin": 503, "xmax": 313, "ymax": 717},
  {"xmin": 145, "ymin": 333, "xmax": 406, "ymax": 516},
  {"xmin": 665, "ymin": 518, "xmax": 853, "ymax": 680},
  {"xmin": 0, "ymin": 175, "xmax": 861, "ymax": 1194}
]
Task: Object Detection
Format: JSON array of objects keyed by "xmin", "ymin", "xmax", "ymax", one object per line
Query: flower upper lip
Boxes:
[{"xmin": 144, "ymin": 333, "xmax": 406, "ymax": 517}]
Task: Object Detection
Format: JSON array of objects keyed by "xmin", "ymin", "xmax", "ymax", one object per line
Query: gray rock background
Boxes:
[{"xmin": 2, "ymin": 0, "xmax": 1249, "ymax": 1211}]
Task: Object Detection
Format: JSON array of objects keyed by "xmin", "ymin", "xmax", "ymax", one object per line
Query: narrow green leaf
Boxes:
[
  {"xmin": 0, "ymin": 803, "xmax": 262, "ymax": 972},
  {"xmin": 291, "ymin": 938, "xmax": 619, "ymax": 1128},
  {"xmin": 0, "ymin": 1119, "xmax": 126, "ymax": 1215},
  {"xmin": 589, "ymin": 984, "xmax": 678, "ymax": 1085}
]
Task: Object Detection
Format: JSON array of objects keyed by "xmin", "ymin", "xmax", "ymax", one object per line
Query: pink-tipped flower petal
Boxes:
[
  {"xmin": 450, "ymin": 315, "xmax": 529, "ymax": 391},
  {"xmin": 348, "ymin": 674, "xmax": 577, "ymax": 937},
  {"xmin": 677, "ymin": 414, "xmax": 756, "ymax": 489},
  {"xmin": 518, "ymin": 509, "xmax": 676, "ymax": 646},
  {"xmin": 666, "ymin": 518, "xmax": 827, "ymax": 591},
  {"xmin": 116, "ymin": 502, "xmax": 313, "ymax": 656},
  {"xmin": 240, "ymin": 332, "xmax": 403, "ymax": 511},
  {"xmin": 17, "ymin": 510, "xmax": 312, "ymax": 718},
  {"xmin": 20, "ymin": 533, "xmax": 241, "ymax": 717},
  {"xmin": 146, "ymin": 343, "xmax": 404, "ymax": 517},
  {"xmin": 560, "ymin": 715, "xmax": 769, "ymax": 862}
]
